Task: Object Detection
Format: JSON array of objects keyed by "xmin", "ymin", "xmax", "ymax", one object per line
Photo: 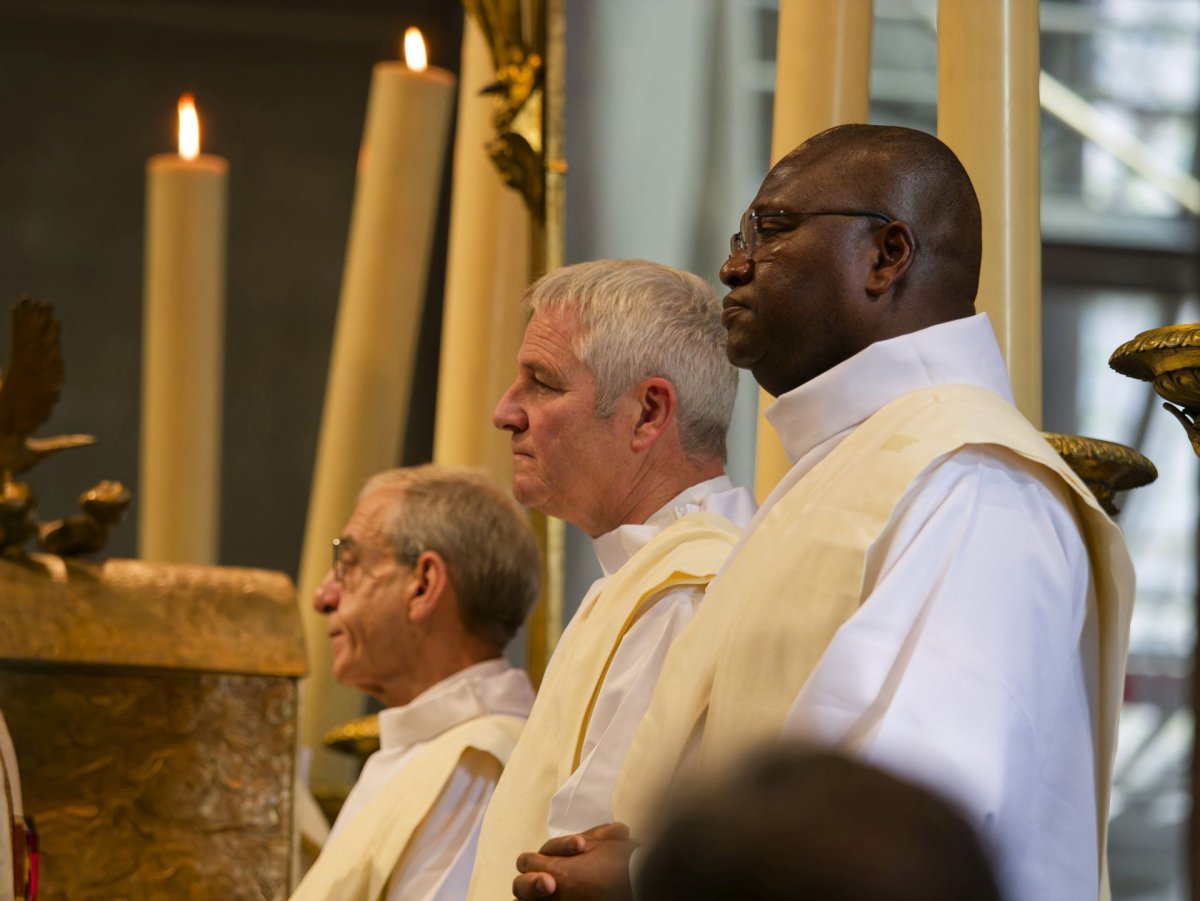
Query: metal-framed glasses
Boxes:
[
  {"xmin": 729, "ymin": 208, "xmax": 895, "ymax": 259},
  {"xmin": 331, "ymin": 536, "xmax": 420, "ymax": 584}
]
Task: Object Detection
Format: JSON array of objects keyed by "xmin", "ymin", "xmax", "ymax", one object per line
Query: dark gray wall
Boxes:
[{"xmin": 0, "ymin": 1, "xmax": 461, "ymax": 576}]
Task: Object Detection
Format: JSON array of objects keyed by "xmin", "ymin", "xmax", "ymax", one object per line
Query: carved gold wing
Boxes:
[{"xmin": 0, "ymin": 298, "xmax": 65, "ymax": 442}]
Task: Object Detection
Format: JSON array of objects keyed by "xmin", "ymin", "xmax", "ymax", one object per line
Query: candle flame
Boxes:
[
  {"xmin": 403, "ymin": 28, "xmax": 428, "ymax": 72},
  {"xmin": 178, "ymin": 94, "xmax": 201, "ymax": 160}
]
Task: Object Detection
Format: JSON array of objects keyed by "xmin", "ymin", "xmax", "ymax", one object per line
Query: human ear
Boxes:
[
  {"xmin": 407, "ymin": 551, "xmax": 449, "ymax": 622},
  {"xmin": 865, "ymin": 221, "xmax": 915, "ymax": 297},
  {"xmin": 630, "ymin": 378, "xmax": 677, "ymax": 453}
]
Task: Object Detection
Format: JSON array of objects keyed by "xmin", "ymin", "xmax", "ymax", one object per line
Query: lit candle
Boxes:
[
  {"xmin": 139, "ymin": 94, "xmax": 229, "ymax": 564},
  {"xmin": 296, "ymin": 28, "xmax": 456, "ymax": 783}
]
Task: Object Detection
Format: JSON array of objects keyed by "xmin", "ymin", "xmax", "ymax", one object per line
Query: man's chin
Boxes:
[
  {"xmin": 723, "ymin": 339, "xmax": 761, "ymax": 371},
  {"xmin": 510, "ymin": 475, "xmax": 546, "ymax": 511},
  {"xmin": 330, "ymin": 662, "xmax": 351, "ymax": 688}
]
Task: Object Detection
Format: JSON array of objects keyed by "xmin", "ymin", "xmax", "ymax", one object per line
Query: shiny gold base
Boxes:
[
  {"xmin": 318, "ymin": 715, "xmax": 379, "ymax": 827},
  {"xmin": 1044, "ymin": 433, "xmax": 1158, "ymax": 515},
  {"xmin": 324, "ymin": 714, "xmax": 381, "ymax": 760}
]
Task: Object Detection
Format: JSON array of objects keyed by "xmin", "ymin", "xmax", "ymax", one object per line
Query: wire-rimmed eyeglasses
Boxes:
[
  {"xmin": 331, "ymin": 536, "xmax": 421, "ymax": 584},
  {"xmin": 729, "ymin": 208, "xmax": 894, "ymax": 259}
]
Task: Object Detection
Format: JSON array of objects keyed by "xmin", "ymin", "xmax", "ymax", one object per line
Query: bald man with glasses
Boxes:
[
  {"xmin": 513, "ymin": 124, "xmax": 1133, "ymax": 901},
  {"xmin": 292, "ymin": 465, "xmax": 541, "ymax": 901}
]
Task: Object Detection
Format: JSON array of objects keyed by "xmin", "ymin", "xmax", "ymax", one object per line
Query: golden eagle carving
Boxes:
[
  {"xmin": 0, "ymin": 297, "xmax": 128, "ymax": 555},
  {"xmin": 0, "ymin": 297, "xmax": 95, "ymax": 485},
  {"xmin": 463, "ymin": 0, "xmax": 547, "ymax": 215}
]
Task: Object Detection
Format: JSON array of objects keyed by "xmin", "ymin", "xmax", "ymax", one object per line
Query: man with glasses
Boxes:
[
  {"xmin": 513, "ymin": 125, "xmax": 1133, "ymax": 901},
  {"xmin": 292, "ymin": 465, "xmax": 540, "ymax": 901}
]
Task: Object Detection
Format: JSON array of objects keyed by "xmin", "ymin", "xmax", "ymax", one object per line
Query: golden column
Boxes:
[
  {"xmin": 756, "ymin": 0, "xmax": 874, "ymax": 501},
  {"xmin": 938, "ymin": 1, "xmax": 1155, "ymax": 517},
  {"xmin": 937, "ymin": 0, "xmax": 1043, "ymax": 424}
]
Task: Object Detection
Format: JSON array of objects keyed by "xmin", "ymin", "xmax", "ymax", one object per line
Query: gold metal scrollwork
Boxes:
[
  {"xmin": 1110, "ymin": 324, "xmax": 1200, "ymax": 457},
  {"xmin": 463, "ymin": 0, "xmax": 548, "ymax": 218},
  {"xmin": 1043, "ymin": 433, "xmax": 1158, "ymax": 516},
  {"xmin": 324, "ymin": 714, "xmax": 382, "ymax": 760},
  {"xmin": 0, "ymin": 297, "xmax": 129, "ymax": 556}
]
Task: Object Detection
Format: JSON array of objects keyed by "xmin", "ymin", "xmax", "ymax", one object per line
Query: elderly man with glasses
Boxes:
[
  {"xmin": 292, "ymin": 465, "xmax": 541, "ymax": 901},
  {"xmin": 513, "ymin": 125, "xmax": 1134, "ymax": 901}
]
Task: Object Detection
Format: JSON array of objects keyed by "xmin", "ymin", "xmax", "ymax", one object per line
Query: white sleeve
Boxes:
[
  {"xmin": 386, "ymin": 748, "xmax": 503, "ymax": 901},
  {"xmin": 784, "ymin": 447, "xmax": 1097, "ymax": 901},
  {"xmin": 547, "ymin": 584, "xmax": 705, "ymax": 835}
]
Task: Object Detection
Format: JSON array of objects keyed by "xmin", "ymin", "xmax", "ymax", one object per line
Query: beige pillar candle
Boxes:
[
  {"xmin": 938, "ymin": 0, "xmax": 1042, "ymax": 425},
  {"xmin": 139, "ymin": 94, "xmax": 228, "ymax": 564},
  {"xmin": 296, "ymin": 29, "xmax": 456, "ymax": 785},
  {"xmin": 433, "ymin": 15, "xmax": 530, "ymax": 482},
  {"xmin": 755, "ymin": 0, "xmax": 874, "ymax": 501}
]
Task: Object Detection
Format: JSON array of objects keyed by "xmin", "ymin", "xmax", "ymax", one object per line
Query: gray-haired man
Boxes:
[
  {"xmin": 293, "ymin": 465, "xmax": 541, "ymax": 901},
  {"xmin": 467, "ymin": 259, "xmax": 756, "ymax": 899}
]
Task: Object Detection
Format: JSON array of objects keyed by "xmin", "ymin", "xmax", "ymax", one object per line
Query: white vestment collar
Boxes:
[
  {"xmin": 765, "ymin": 313, "xmax": 1015, "ymax": 467},
  {"xmin": 590, "ymin": 475, "xmax": 756, "ymax": 578},
  {"xmin": 377, "ymin": 658, "xmax": 534, "ymax": 753}
]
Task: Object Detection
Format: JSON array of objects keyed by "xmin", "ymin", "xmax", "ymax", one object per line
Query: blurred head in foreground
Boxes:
[{"xmin": 637, "ymin": 745, "xmax": 1003, "ymax": 901}]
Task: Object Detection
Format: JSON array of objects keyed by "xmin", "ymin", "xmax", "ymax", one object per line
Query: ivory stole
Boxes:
[
  {"xmin": 290, "ymin": 714, "xmax": 525, "ymax": 901},
  {"xmin": 467, "ymin": 512, "xmax": 742, "ymax": 901},
  {"xmin": 613, "ymin": 384, "xmax": 1133, "ymax": 896}
]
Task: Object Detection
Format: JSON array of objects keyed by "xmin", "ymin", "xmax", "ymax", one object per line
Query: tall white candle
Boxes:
[
  {"xmin": 296, "ymin": 29, "xmax": 456, "ymax": 785},
  {"xmin": 139, "ymin": 94, "xmax": 228, "ymax": 564},
  {"xmin": 434, "ymin": 15, "xmax": 530, "ymax": 483}
]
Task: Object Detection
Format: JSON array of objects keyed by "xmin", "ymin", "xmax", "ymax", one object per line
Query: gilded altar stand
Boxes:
[{"xmin": 0, "ymin": 555, "xmax": 305, "ymax": 900}]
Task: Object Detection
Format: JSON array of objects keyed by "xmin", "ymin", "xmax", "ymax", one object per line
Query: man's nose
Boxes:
[
  {"xmin": 313, "ymin": 570, "xmax": 340, "ymax": 614},
  {"xmin": 492, "ymin": 381, "xmax": 527, "ymax": 433},
  {"xmin": 719, "ymin": 251, "xmax": 753, "ymax": 287}
]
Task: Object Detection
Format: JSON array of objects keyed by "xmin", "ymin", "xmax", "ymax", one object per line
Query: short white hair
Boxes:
[
  {"xmin": 524, "ymin": 259, "xmax": 737, "ymax": 460},
  {"xmin": 359, "ymin": 466, "xmax": 540, "ymax": 648}
]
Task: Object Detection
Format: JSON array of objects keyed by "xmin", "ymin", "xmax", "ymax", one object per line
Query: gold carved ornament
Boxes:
[
  {"xmin": 462, "ymin": 0, "xmax": 548, "ymax": 219},
  {"xmin": 1042, "ymin": 433, "xmax": 1158, "ymax": 516},
  {"xmin": 0, "ymin": 297, "xmax": 130, "ymax": 556},
  {"xmin": 324, "ymin": 715, "xmax": 382, "ymax": 760},
  {"xmin": 1110, "ymin": 323, "xmax": 1200, "ymax": 457}
]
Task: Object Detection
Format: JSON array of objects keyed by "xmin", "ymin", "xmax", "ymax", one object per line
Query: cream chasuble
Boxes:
[
  {"xmin": 613, "ymin": 384, "xmax": 1134, "ymax": 895},
  {"xmin": 291, "ymin": 714, "xmax": 524, "ymax": 901},
  {"xmin": 467, "ymin": 512, "xmax": 742, "ymax": 901}
]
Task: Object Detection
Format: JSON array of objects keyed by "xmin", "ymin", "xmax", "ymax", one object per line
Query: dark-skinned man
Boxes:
[
  {"xmin": 465, "ymin": 259, "xmax": 756, "ymax": 900},
  {"xmin": 513, "ymin": 125, "xmax": 1133, "ymax": 901}
]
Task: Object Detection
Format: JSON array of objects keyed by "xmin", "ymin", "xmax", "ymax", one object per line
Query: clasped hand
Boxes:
[{"xmin": 511, "ymin": 822, "xmax": 636, "ymax": 901}]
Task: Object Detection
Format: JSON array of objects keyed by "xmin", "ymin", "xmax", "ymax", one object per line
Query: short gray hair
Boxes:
[
  {"xmin": 524, "ymin": 259, "xmax": 737, "ymax": 460},
  {"xmin": 360, "ymin": 466, "xmax": 540, "ymax": 648}
]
